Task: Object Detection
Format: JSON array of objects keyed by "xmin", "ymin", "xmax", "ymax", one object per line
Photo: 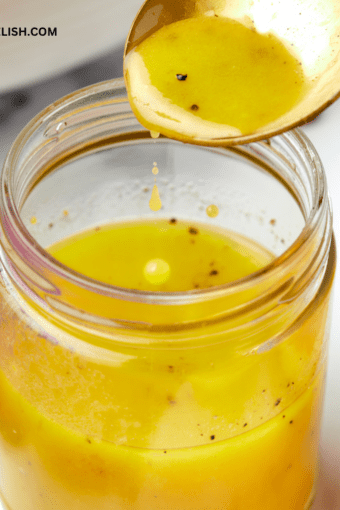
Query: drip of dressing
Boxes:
[
  {"xmin": 206, "ymin": 204, "xmax": 219, "ymax": 218},
  {"xmin": 150, "ymin": 131, "xmax": 160, "ymax": 139},
  {"xmin": 149, "ymin": 162, "xmax": 162, "ymax": 211},
  {"xmin": 149, "ymin": 184, "xmax": 162, "ymax": 211},
  {"xmin": 143, "ymin": 258, "xmax": 170, "ymax": 285}
]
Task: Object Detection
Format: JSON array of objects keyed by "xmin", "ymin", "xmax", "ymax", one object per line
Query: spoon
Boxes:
[{"xmin": 124, "ymin": 0, "xmax": 340, "ymax": 145}]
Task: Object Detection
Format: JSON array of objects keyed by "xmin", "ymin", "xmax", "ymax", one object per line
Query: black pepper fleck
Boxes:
[
  {"xmin": 86, "ymin": 438, "xmax": 92, "ymax": 444},
  {"xmin": 290, "ymin": 420, "xmax": 293, "ymax": 424},
  {"xmin": 48, "ymin": 222, "xmax": 54, "ymax": 229},
  {"xmin": 189, "ymin": 227, "xmax": 198, "ymax": 235},
  {"xmin": 243, "ymin": 423, "xmax": 248, "ymax": 427},
  {"xmin": 209, "ymin": 269, "xmax": 219, "ymax": 276},
  {"xmin": 168, "ymin": 365, "xmax": 174, "ymax": 373},
  {"xmin": 169, "ymin": 218, "xmax": 177, "ymax": 224},
  {"xmin": 164, "ymin": 450, "xmax": 167, "ymax": 454},
  {"xmin": 275, "ymin": 398, "xmax": 282, "ymax": 406},
  {"xmin": 190, "ymin": 104, "xmax": 199, "ymax": 111},
  {"xmin": 210, "ymin": 435, "xmax": 215, "ymax": 440},
  {"xmin": 176, "ymin": 74, "xmax": 187, "ymax": 81}
]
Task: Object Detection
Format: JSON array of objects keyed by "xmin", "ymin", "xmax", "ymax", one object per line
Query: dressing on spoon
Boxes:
[{"xmin": 124, "ymin": 16, "xmax": 308, "ymax": 144}]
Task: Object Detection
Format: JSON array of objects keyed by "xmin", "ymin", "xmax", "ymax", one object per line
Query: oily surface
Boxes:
[
  {"xmin": 47, "ymin": 218, "xmax": 272, "ymax": 291},
  {"xmin": 125, "ymin": 17, "xmax": 307, "ymax": 140}
]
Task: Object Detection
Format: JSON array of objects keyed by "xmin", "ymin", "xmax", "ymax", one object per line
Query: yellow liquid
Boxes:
[
  {"xmin": 149, "ymin": 184, "xmax": 162, "ymax": 211},
  {"xmin": 125, "ymin": 17, "xmax": 307, "ymax": 141},
  {"xmin": 47, "ymin": 219, "xmax": 272, "ymax": 291},
  {"xmin": 206, "ymin": 204, "xmax": 219, "ymax": 218},
  {"xmin": 0, "ymin": 219, "xmax": 330, "ymax": 509}
]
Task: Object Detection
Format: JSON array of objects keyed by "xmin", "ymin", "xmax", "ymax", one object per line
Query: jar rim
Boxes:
[{"xmin": 0, "ymin": 78, "xmax": 331, "ymax": 309}]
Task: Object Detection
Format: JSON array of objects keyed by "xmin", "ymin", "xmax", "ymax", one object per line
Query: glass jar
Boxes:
[{"xmin": 0, "ymin": 78, "xmax": 335, "ymax": 510}]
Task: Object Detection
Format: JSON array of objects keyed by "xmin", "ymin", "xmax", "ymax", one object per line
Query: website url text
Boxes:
[{"xmin": 0, "ymin": 27, "xmax": 57, "ymax": 37}]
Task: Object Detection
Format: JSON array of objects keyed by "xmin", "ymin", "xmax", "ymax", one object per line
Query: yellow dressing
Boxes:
[
  {"xmin": 206, "ymin": 204, "xmax": 219, "ymax": 218},
  {"xmin": 150, "ymin": 130, "xmax": 160, "ymax": 139},
  {"xmin": 46, "ymin": 219, "xmax": 272, "ymax": 291},
  {"xmin": 149, "ymin": 184, "xmax": 162, "ymax": 211},
  {"xmin": 143, "ymin": 258, "xmax": 171, "ymax": 285},
  {"xmin": 125, "ymin": 16, "xmax": 308, "ymax": 141},
  {"xmin": 0, "ymin": 218, "xmax": 329, "ymax": 509}
]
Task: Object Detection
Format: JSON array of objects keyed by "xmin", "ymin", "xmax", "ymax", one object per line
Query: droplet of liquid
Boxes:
[
  {"xmin": 152, "ymin": 166, "xmax": 159, "ymax": 175},
  {"xmin": 143, "ymin": 258, "xmax": 170, "ymax": 285},
  {"xmin": 149, "ymin": 184, "xmax": 162, "ymax": 211},
  {"xmin": 43, "ymin": 121, "xmax": 67, "ymax": 137},
  {"xmin": 55, "ymin": 121, "xmax": 66, "ymax": 134},
  {"xmin": 30, "ymin": 216, "xmax": 37, "ymax": 224},
  {"xmin": 150, "ymin": 131, "xmax": 160, "ymax": 139},
  {"xmin": 206, "ymin": 204, "xmax": 219, "ymax": 218}
]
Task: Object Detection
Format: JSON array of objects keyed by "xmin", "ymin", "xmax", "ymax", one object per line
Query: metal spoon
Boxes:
[{"xmin": 124, "ymin": 0, "xmax": 340, "ymax": 145}]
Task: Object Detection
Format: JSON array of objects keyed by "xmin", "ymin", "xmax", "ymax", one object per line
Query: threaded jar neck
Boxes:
[{"xmin": 0, "ymin": 79, "xmax": 334, "ymax": 346}]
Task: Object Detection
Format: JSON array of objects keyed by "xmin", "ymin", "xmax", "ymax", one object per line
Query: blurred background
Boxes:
[{"xmin": 0, "ymin": 2, "xmax": 339, "ymax": 507}]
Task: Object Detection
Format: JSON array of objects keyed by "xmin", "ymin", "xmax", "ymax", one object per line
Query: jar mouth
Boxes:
[{"xmin": 0, "ymin": 78, "xmax": 333, "ymax": 333}]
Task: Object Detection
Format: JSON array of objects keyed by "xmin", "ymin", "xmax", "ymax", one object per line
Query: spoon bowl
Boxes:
[{"xmin": 124, "ymin": 0, "xmax": 340, "ymax": 145}]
